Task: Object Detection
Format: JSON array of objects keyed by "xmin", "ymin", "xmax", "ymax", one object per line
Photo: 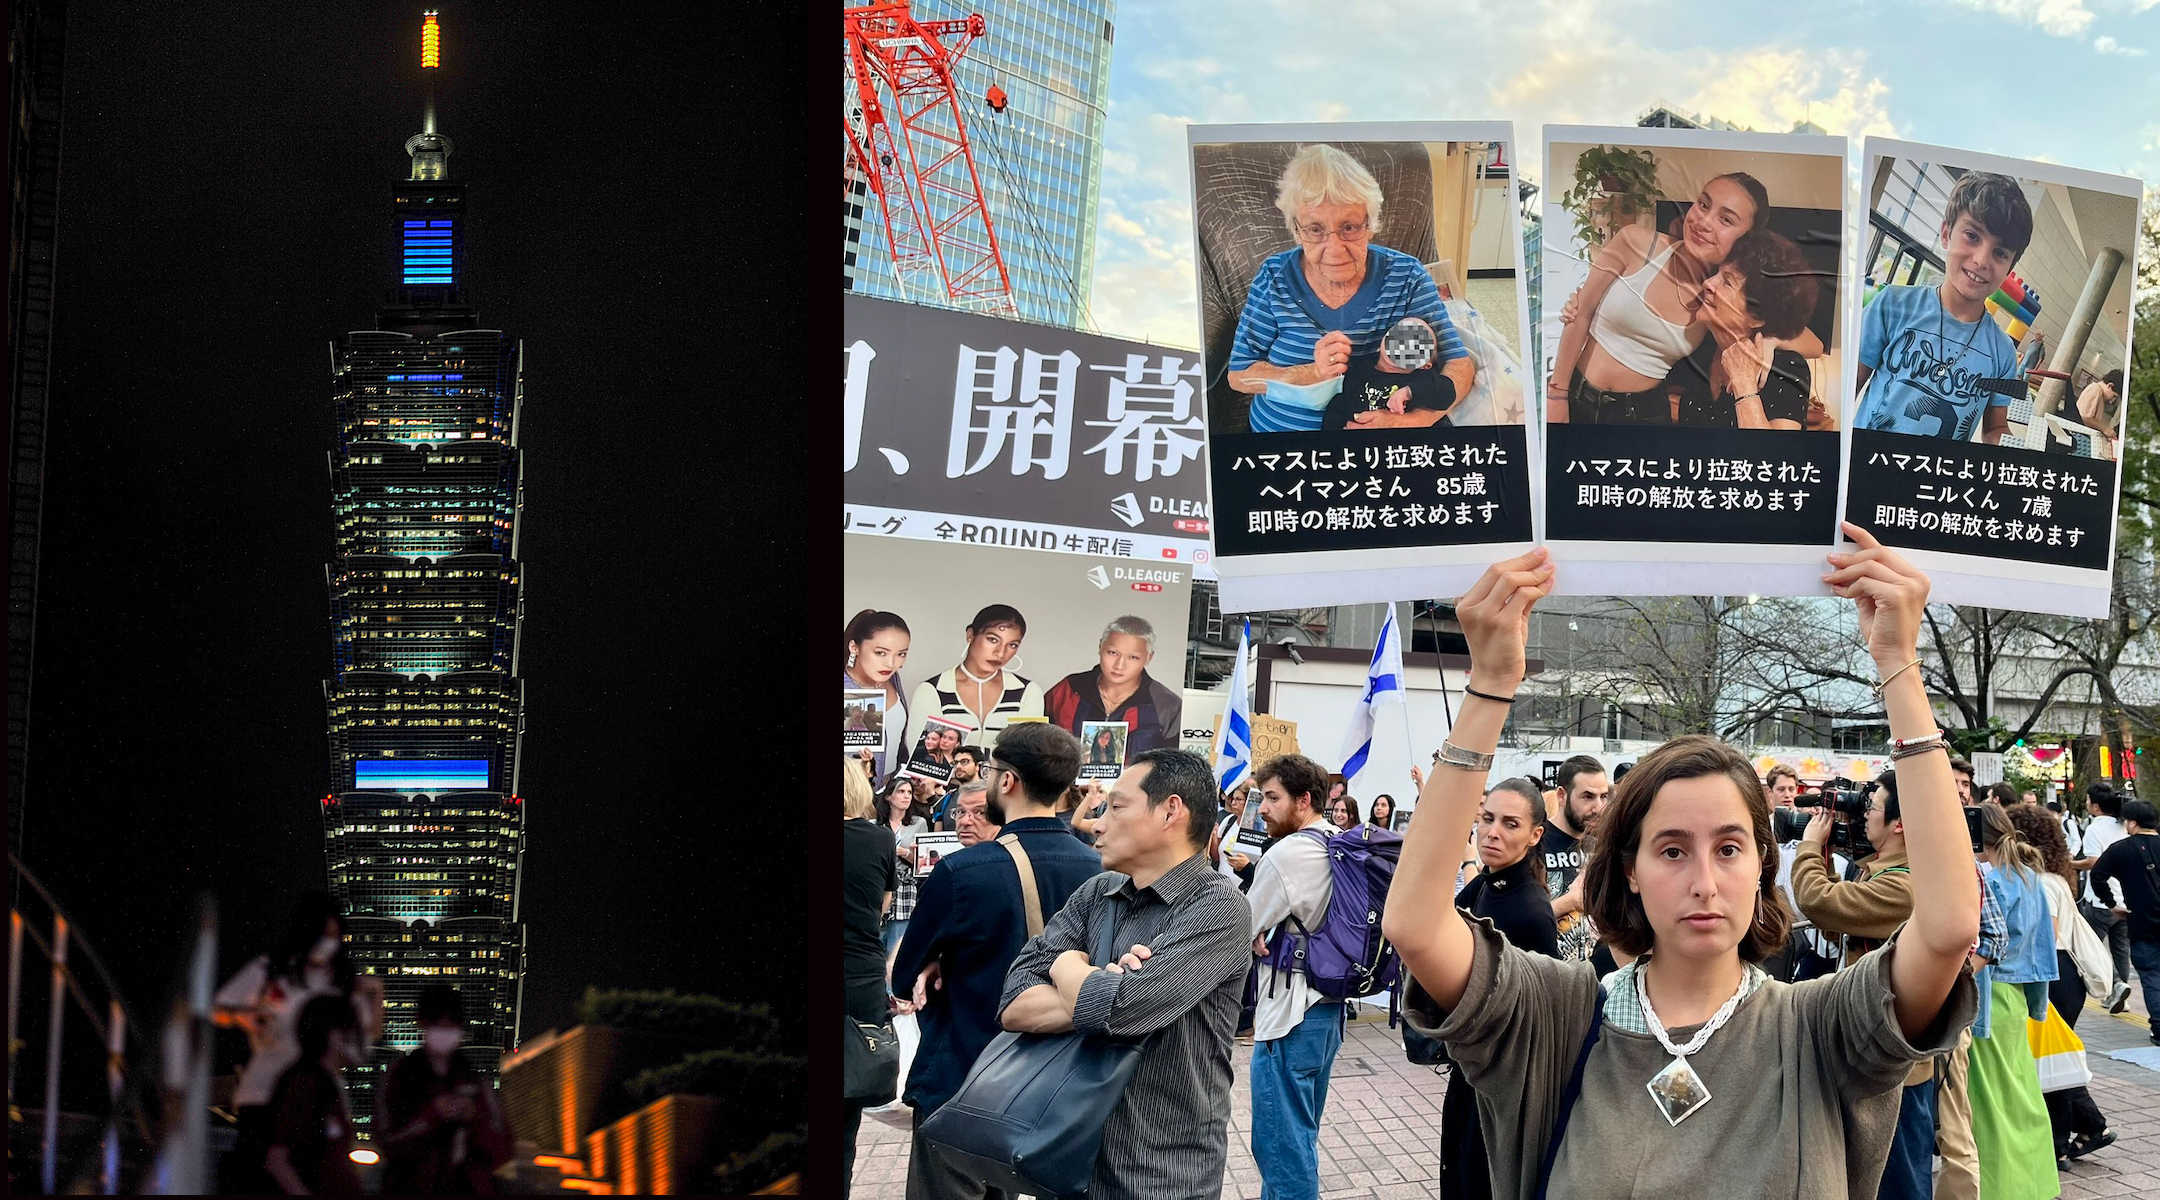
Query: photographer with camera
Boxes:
[
  {"xmin": 1768, "ymin": 775, "xmax": 1850, "ymax": 984},
  {"xmin": 1787, "ymin": 770, "xmax": 1937, "ymax": 1200}
]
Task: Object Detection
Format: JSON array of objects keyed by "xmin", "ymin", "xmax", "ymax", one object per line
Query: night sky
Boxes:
[{"xmin": 24, "ymin": 0, "xmax": 797, "ymax": 1065}]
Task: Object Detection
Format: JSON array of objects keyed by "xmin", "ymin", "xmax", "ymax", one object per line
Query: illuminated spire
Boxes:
[{"xmin": 406, "ymin": 9, "xmax": 452, "ymax": 180}]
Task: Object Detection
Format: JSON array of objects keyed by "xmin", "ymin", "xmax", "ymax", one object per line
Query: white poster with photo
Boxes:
[
  {"xmin": 1189, "ymin": 121, "xmax": 1540, "ymax": 613},
  {"xmin": 1539, "ymin": 124, "xmax": 1853, "ymax": 598},
  {"xmin": 913, "ymin": 831, "xmax": 961, "ymax": 876},
  {"xmin": 1840, "ymin": 138, "xmax": 2140, "ymax": 619},
  {"xmin": 844, "ymin": 689, "xmax": 885, "ymax": 751},
  {"xmin": 1078, "ymin": 720, "xmax": 1129, "ymax": 780},
  {"xmin": 903, "ymin": 714, "xmax": 972, "ymax": 785}
]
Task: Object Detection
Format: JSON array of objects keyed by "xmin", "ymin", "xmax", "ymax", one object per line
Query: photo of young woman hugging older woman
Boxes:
[{"xmin": 1543, "ymin": 136, "xmax": 1845, "ymax": 434}]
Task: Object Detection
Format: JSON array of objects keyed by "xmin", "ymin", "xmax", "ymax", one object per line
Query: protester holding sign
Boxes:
[
  {"xmin": 1387, "ymin": 527, "xmax": 1979, "ymax": 1198},
  {"xmin": 876, "ymin": 778, "xmax": 928, "ymax": 964}
]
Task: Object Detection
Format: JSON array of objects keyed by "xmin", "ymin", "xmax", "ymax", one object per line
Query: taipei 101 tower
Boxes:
[{"xmin": 319, "ymin": 9, "xmax": 530, "ymax": 1135}]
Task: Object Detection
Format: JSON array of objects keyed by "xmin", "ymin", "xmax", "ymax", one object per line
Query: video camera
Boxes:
[{"xmin": 1790, "ymin": 778, "xmax": 1874, "ymax": 858}]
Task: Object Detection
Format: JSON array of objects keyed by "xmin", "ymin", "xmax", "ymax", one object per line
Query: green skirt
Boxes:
[{"xmin": 1966, "ymin": 980, "xmax": 2061, "ymax": 1199}]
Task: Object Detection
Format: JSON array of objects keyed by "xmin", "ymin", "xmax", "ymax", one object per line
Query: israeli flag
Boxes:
[
  {"xmin": 1339, "ymin": 606, "xmax": 1406, "ymax": 789},
  {"xmin": 1214, "ymin": 619, "xmax": 1254, "ymax": 793}
]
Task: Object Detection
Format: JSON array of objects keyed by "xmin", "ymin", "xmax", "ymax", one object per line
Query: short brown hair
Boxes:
[
  {"xmin": 1726, "ymin": 229, "xmax": 1819, "ymax": 340},
  {"xmin": 1255, "ymin": 754, "xmax": 1330, "ymax": 817},
  {"xmin": 1943, "ymin": 171, "xmax": 2032, "ymax": 258},
  {"xmin": 1582, "ymin": 735, "xmax": 1792, "ymax": 962},
  {"xmin": 1763, "ymin": 765, "xmax": 1799, "ymax": 789},
  {"xmin": 993, "ymin": 722, "xmax": 1082, "ymax": 805}
]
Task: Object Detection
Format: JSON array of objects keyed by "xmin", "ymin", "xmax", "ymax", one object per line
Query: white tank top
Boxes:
[{"xmin": 1589, "ymin": 239, "xmax": 1701, "ymax": 379}]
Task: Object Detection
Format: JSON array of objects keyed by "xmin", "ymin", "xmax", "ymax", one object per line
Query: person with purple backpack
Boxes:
[{"xmin": 1247, "ymin": 753, "xmax": 1346, "ymax": 1199}]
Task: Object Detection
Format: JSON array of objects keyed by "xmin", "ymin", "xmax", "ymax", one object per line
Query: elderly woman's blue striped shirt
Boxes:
[{"xmin": 1226, "ymin": 244, "xmax": 1466, "ymax": 431}]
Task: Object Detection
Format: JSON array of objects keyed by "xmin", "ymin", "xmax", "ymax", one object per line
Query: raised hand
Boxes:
[
  {"xmin": 1823, "ymin": 521, "xmax": 1928, "ymax": 668},
  {"xmin": 1454, "ymin": 547, "xmax": 1554, "ymax": 689}
]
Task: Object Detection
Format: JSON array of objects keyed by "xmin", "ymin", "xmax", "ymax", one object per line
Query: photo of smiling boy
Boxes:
[{"xmin": 1853, "ymin": 171, "xmax": 2030, "ymax": 442}]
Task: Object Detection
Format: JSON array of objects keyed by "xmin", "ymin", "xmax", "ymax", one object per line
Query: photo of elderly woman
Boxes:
[
  {"xmin": 1543, "ymin": 135, "xmax": 1843, "ymax": 432},
  {"xmin": 1195, "ymin": 134, "xmax": 1532, "ymax": 435}
]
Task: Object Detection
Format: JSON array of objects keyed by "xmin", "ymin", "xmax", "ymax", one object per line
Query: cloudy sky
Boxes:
[{"xmin": 1084, "ymin": 0, "xmax": 2160, "ymax": 348}]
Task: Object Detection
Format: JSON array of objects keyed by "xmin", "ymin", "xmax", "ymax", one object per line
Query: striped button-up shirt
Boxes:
[{"xmin": 999, "ymin": 853, "xmax": 1253, "ymax": 1200}]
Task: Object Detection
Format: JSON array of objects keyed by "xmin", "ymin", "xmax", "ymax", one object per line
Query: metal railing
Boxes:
[{"xmin": 7, "ymin": 856, "xmax": 216, "ymax": 1194}]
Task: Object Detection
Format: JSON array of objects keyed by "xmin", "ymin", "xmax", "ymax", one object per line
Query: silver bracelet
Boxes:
[{"xmin": 1434, "ymin": 740, "xmax": 1496, "ymax": 771}]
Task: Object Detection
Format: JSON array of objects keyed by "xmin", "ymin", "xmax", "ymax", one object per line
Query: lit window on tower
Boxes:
[{"xmin": 402, "ymin": 219, "xmax": 454, "ymax": 285}]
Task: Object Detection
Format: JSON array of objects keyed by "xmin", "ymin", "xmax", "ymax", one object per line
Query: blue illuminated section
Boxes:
[
  {"xmin": 355, "ymin": 759, "xmax": 489, "ymax": 790},
  {"xmin": 401, "ymin": 218, "xmax": 456, "ymax": 284}
]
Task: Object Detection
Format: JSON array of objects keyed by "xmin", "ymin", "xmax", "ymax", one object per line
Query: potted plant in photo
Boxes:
[{"xmin": 1560, "ymin": 145, "xmax": 1661, "ymax": 251}]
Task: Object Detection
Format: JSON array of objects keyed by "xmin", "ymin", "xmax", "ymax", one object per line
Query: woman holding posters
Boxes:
[
  {"xmin": 1221, "ymin": 143, "xmax": 1474, "ymax": 433},
  {"xmin": 1388, "ymin": 528, "xmax": 1981, "ymax": 1197},
  {"xmin": 844, "ymin": 610, "xmax": 911, "ymax": 783},
  {"xmin": 904, "ymin": 604, "xmax": 1043, "ymax": 750},
  {"xmin": 1547, "ymin": 172, "xmax": 1768, "ymax": 424}
]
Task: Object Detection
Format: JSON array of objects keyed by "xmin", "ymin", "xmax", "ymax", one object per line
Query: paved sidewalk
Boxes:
[{"xmin": 853, "ymin": 996, "xmax": 2160, "ymax": 1199}]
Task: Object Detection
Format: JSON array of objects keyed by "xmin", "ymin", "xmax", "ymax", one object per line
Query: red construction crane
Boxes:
[{"xmin": 843, "ymin": 3, "xmax": 1018, "ymax": 318}]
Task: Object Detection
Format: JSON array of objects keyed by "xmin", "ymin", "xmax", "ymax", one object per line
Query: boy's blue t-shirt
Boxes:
[{"xmin": 1855, "ymin": 284, "xmax": 2020, "ymax": 441}]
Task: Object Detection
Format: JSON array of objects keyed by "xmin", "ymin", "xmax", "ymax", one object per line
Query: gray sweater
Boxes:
[{"xmin": 1404, "ymin": 916, "xmax": 1977, "ymax": 1199}]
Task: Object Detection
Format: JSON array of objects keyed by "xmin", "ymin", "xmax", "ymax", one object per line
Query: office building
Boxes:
[{"xmin": 320, "ymin": 14, "xmax": 529, "ymax": 1136}]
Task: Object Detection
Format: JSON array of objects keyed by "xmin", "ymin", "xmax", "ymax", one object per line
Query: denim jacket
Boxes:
[{"xmin": 1974, "ymin": 863, "xmax": 2058, "ymax": 1038}]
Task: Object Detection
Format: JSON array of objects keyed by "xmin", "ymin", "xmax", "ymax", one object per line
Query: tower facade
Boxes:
[
  {"xmin": 322, "ymin": 11, "xmax": 529, "ymax": 1136},
  {"xmin": 841, "ymin": 0, "xmax": 1116, "ymax": 329}
]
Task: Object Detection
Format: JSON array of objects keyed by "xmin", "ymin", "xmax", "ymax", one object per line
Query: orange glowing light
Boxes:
[
  {"xmin": 535, "ymin": 1156, "xmax": 586, "ymax": 1172},
  {"xmin": 349, "ymin": 1149, "xmax": 381, "ymax": 1165},
  {"xmin": 422, "ymin": 11, "xmax": 441, "ymax": 69}
]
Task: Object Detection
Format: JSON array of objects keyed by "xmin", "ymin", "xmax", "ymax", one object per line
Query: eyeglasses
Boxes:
[{"xmin": 1295, "ymin": 221, "xmax": 1371, "ymax": 245}]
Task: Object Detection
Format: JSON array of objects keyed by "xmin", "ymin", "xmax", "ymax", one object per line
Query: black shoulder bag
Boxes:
[
  {"xmin": 917, "ymin": 896, "xmax": 1150, "ymax": 1199},
  {"xmin": 843, "ymin": 1009, "xmax": 901, "ymax": 1107}
]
